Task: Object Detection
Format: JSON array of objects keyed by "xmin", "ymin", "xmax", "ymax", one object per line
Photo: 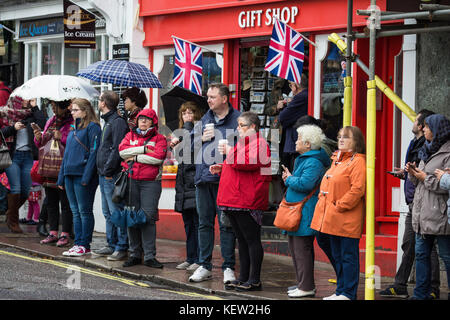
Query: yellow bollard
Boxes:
[
  {"xmin": 365, "ymin": 79, "xmax": 377, "ymax": 300},
  {"xmin": 343, "ymin": 76, "xmax": 352, "ymax": 127}
]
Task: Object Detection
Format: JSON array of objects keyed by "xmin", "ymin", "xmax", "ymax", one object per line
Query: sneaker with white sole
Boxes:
[
  {"xmin": 186, "ymin": 263, "xmax": 200, "ymax": 272},
  {"xmin": 107, "ymin": 251, "xmax": 128, "ymax": 261},
  {"xmin": 63, "ymin": 245, "xmax": 90, "ymax": 257},
  {"xmin": 323, "ymin": 293, "xmax": 337, "ymax": 300},
  {"xmin": 329, "ymin": 294, "xmax": 351, "ymax": 300},
  {"xmin": 288, "ymin": 288, "xmax": 316, "ymax": 298},
  {"xmin": 176, "ymin": 261, "xmax": 191, "ymax": 270},
  {"xmin": 188, "ymin": 266, "xmax": 212, "ymax": 282},
  {"xmin": 223, "ymin": 267, "xmax": 236, "ymax": 284}
]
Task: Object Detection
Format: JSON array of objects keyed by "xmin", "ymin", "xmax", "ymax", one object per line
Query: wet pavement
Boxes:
[{"xmin": 0, "ymin": 217, "xmax": 448, "ymax": 300}]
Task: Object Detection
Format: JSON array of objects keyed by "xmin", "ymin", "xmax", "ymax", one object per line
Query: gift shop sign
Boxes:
[{"xmin": 238, "ymin": 6, "xmax": 299, "ymax": 28}]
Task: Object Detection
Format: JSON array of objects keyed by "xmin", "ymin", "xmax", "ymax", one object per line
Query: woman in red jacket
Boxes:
[
  {"xmin": 119, "ymin": 108, "xmax": 167, "ymax": 269},
  {"xmin": 211, "ymin": 111, "xmax": 271, "ymax": 291}
]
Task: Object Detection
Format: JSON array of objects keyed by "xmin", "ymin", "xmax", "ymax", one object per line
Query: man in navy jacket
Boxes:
[
  {"xmin": 278, "ymin": 74, "xmax": 308, "ymax": 172},
  {"xmin": 94, "ymin": 91, "xmax": 129, "ymax": 261},
  {"xmin": 189, "ymin": 83, "xmax": 240, "ymax": 284}
]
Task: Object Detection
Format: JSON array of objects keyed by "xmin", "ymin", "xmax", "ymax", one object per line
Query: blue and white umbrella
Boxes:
[{"xmin": 76, "ymin": 59, "xmax": 162, "ymax": 88}]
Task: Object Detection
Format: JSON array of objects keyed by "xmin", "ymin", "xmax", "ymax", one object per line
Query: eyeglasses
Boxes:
[
  {"xmin": 337, "ymin": 135, "xmax": 352, "ymax": 140},
  {"xmin": 71, "ymin": 108, "xmax": 81, "ymax": 112},
  {"xmin": 238, "ymin": 123, "xmax": 250, "ymax": 128}
]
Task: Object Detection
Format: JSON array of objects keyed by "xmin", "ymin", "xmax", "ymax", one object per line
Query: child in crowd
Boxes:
[{"xmin": 20, "ymin": 182, "xmax": 42, "ymax": 225}]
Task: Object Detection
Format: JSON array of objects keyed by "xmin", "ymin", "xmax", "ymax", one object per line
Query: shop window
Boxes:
[
  {"xmin": 27, "ymin": 43, "xmax": 38, "ymax": 80},
  {"xmin": 64, "ymin": 48, "xmax": 80, "ymax": 76},
  {"xmin": 42, "ymin": 42, "xmax": 62, "ymax": 75},
  {"xmin": 320, "ymin": 42, "xmax": 345, "ymax": 141}
]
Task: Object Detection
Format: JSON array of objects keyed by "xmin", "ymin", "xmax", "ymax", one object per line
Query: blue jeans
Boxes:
[
  {"xmin": 64, "ymin": 175, "xmax": 98, "ymax": 250},
  {"xmin": 414, "ymin": 234, "xmax": 450, "ymax": 299},
  {"xmin": 181, "ymin": 208, "xmax": 199, "ymax": 264},
  {"xmin": 329, "ymin": 235, "xmax": 360, "ymax": 300},
  {"xmin": 196, "ymin": 183, "xmax": 235, "ymax": 271},
  {"xmin": 5, "ymin": 150, "xmax": 33, "ymax": 198},
  {"xmin": 99, "ymin": 175, "xmax": 128, "ymax": 252}
]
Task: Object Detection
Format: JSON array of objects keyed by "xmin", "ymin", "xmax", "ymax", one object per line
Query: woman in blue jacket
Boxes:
[
  {"xmin": 280, "ymin": 124, "xmax": 330, "ymax": 298},
  {"xmin": 57, "ymin": 98, "xmax": 101, "ymax": 257}
]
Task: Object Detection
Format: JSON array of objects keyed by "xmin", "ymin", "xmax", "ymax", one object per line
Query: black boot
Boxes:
[{"xmin": 37, "ymin": 219, "xmax": 49, "ymax": 237}]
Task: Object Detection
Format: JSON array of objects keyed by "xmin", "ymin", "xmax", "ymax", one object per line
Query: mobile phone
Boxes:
[
  {"xmin": 281, "ymin": 164, "xmax": 288, "ymax": 171},
  {"xmin": 387, "ymin": 171, "xmax": 400, "ymax": 177}
]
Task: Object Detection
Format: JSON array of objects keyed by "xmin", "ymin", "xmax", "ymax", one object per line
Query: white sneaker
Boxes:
[
  {"xmin": 188, "ymin": 266, "xmax": 212, "ymax": 282},
  {"xmin": 323, "ymin": 293, "xmax": 337, "ymax": 300},
  {"xmin": 176, "ymin": 261, "xmax": 191, "ymax": 270},
  {"xmin": 62, "ymin": 245, "xmax": 79, "ymax": 256},
  {"xmin": 330, "ymin": 295, "xmax": 351, "ymax": 300},
  {"xmin": 288, "ymin": 288, "xmax": 316, "ymax": 298},
  {"xmin": 186, "ymin": 263, "xmax": 200, "ymax": 272},
  {"xmin": 223, "ymin": 267, "xmax": 236, "ymax": 284}
]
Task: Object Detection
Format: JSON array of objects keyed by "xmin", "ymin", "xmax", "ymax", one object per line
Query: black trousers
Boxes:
[
  {"xmin": 45, "ymin": 186, "xmax": 72, "ymax": 233},
  {"xmin": 227, "ymin": 211, "xmax": 264, "ymax": 284}
]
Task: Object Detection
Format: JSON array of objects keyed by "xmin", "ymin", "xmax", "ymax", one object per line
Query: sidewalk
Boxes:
[{"xmin": 0, "ymin": 218, "xmax": 446, "ymax": 300}]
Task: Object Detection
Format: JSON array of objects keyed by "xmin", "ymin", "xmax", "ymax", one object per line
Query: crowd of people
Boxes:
[{"xmin": 0, "ymin": 78, "xmax": 449, "ymax": 300}]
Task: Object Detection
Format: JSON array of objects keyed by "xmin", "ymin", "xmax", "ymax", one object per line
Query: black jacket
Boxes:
[
  {"xmin": 8, "ymin": 106, "xmax": 46, "ymax": 160},
  {"xmin": 96, "ymin": 110, "xmax": 129, "ymax": 177},
  {"xmin": 1, "ymin": 125, "xmax": 17, "ymax": 174},
  {"xmin": 174, "ymin": 121, "xmax": 196, "ymax": 213}
]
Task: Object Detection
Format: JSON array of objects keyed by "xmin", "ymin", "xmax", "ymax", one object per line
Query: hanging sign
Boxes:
[
  {"xmin": 0, "ymin": 26, "xmax": 5, "ymax": 56},
  {"xmin": 64, "ymin": 0, "xmax": 96, "ymax": 49}
]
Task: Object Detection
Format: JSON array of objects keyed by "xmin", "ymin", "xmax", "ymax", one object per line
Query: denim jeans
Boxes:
[
  {"xmin": 64, "ymin": 175, "xmax": 98, "ymax": 250},
  {"xmin": 99, "ymin": 175, "xmax": 128, "ymax": 252},
  {"xmin": 181, "ymin": 208, "xmax": 199, "ymax": 264},
  {"xmin": 329, "ymin": 235, "xmax": 360, "ymax": 300},
  {"xmin": 196, "ymin": 183, "xmax": 235, "ymax": 271},
  {"xmin": 5, "ymin": 150, "xmax": 33, "ymax": 198},
  {"xmin": 413, "ymin": 234, "xmax": 450, "ymax": 299}
]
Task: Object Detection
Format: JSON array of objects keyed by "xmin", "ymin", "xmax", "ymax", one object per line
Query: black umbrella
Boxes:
[{"xmin": 161, "ymin": 86, "xmax": 209, "ymax": 131}]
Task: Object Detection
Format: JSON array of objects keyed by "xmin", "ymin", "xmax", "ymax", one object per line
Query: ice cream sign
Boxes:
[{"xmin": 238, "ymin": 6, "xmax": 299, "ymax": 28}]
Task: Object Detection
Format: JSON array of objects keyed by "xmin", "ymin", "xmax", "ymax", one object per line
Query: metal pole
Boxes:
[
  {"xmin": 354, "ymin": 25, "xmax": 450, "ymax": 38},
  {"xmin": 357, "ymin": 8, "xmax": 450, "ymax": 21},
  {"xmin": 343, "ymin": 0, "xmax": 353, "ymax": 127},
  {"xmin": 365, "ymin": 0, "xmax": 377, "ymax": 301}
]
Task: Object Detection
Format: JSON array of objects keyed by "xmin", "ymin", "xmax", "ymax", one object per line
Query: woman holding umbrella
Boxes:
[
  {"xmin": 34, "ymin": 100, "xmax": 73, "ymax": 247},
  {"xmin": 121, "ymin": 87, "xmax": 148, "ymax": 130},
  {"xmin": 171, "ymin": 101, "xmax": 203, "ymax": 271},
  {"xmin": 57, "ymin": 98, "xmax": 101, "ymax": 256}
]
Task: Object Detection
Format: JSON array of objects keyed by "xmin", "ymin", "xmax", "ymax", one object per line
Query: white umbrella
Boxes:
[{"xmin": 11, "ymin": 75, "xmax": 99, "ymax": 101}]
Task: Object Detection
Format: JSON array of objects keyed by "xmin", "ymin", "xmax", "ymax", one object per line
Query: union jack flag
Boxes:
[
  {"xmin": 264, "ymin": 20, "xmax": 304, "ymax": 83},
  {"xmin": 172, "ymin": 38, "xmax": 203, "ymax": 95}
]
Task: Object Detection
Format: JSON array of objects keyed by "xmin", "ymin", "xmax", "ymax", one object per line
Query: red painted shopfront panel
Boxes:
[{"xmin": 142, "ymin": 0, "xmax": 386, "ymax": 47}]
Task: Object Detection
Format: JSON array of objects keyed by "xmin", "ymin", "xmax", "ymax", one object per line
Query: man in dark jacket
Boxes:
[
  {"xmin": 278, "ymin": 74, "xmax": 308, "ymax": 171},
  {"xmin": 189, "ymin": 83, "xmax": 240, "ymax": 284},
  {"xmin": 380, "ymin": 109, "xmax": 441, "ymax": 299},
  {"xmin": 94, "ymin": 90, "xmax": 129, "ymax": 261}
]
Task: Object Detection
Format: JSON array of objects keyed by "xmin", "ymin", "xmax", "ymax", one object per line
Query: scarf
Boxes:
[
  {"xmin": 0, "ymin": 96, "xmax": 32, "ymax": 143},
  {"xmin": 418, "ymin": 114, "xmax": 450, "ymax": 162}
]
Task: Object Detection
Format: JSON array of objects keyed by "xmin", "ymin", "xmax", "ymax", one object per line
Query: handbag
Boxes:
[
  {"xmin": 110, "ymin": 208, "xmax": 127, "ymax": 229},
  {"xmin": 38, "ymin": 138, "xmax": 64, "ymax": 178},
  {"xmin": 0, "ymin": 130, "xmax": 12, "ymax": 170},
  {"xmin": 273, "ymin": 185, "xmax": 320, "ymax": 232},
  {"xmin": 126, "ymin": 207, "xmax": 147, "ymax": 228},
  {"xmin": 111, "ymin": 169, "xmax": 130, "ymax": 204},
  {"xmin": 30, "ymin": 160, "xmax": 44, "ymax": 184}
]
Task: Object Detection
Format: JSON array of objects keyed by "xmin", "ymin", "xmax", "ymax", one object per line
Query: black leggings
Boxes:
[
  {"xmin": 45, "ymin": 187, "xmax": 73, "ymax": 233},
  {"xmin": 227, "ymin": 211, "xmax": 264, "ymax": 284}
]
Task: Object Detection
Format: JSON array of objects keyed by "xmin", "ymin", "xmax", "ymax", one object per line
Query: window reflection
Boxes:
[
  {"xmin": 320, "ymin": 42, "xmax": 345, "ymax": 140},
  {"xmin": 42, "ymin": 43, "xmax": 62, "ymax": 75}
]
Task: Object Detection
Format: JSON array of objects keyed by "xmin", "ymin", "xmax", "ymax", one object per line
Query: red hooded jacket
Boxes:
[
  {"xmin": 217, "ymin": 132, "xmax": 272, "ymax": 210},
  {"xmin": 119, "ymin": 108, "xmax": 167, "ymax": 181}
]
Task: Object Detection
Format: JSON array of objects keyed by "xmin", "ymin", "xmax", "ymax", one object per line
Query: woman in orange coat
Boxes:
[{"xmin": 311, "ymin": 126, "xmax": 366, "ymax": 300}]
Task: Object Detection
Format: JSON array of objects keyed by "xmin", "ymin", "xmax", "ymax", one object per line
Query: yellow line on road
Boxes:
[{"xmin": 0, "ymin": 250, "xmax": 222, "ymax": 299}]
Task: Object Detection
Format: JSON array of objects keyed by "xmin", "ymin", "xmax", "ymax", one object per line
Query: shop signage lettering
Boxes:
[
  {"xmin": 19, "ymin": 19, "xmax": 63, "ymax": 38},
  {"xmin": 238, "ymin": 6, "xmax": 299, "ymax": 28},
  {"xmin": 63, "ymin": 0, "xmax": 96, "ymax": 49}
]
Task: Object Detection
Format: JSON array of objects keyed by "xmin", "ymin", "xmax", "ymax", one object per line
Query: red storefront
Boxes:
[{"xmin": 140, "ymin": 0, "xmax": 404, "ymax": 277}]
